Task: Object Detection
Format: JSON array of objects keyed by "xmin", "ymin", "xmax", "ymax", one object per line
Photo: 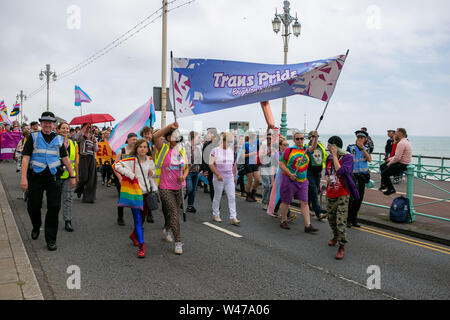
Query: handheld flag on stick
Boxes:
[
  {"xmin": 108, "ymin": 98, "xmax": 153, "ymax": 153},
  {"xmin": 74, "ymin": 85, "xmax": 92, "ymax": 107},
  {"xmin": 0, "ymin": 100, "xmax": 6, "ymax": 114},
  {"xmin": 10, "ymin": 103, "xmax": 20, "ymax": 117}
]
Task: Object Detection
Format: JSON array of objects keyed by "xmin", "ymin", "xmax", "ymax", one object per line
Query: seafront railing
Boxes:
[
  {"xmin": 364, "ymin": 154, "xmax": 450, "ymax": 223},
  {"xmin": 368, "ymin": 152, "xmax": 450, "ymax": 181}
]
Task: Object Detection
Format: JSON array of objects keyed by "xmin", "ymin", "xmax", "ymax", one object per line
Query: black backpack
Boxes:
[{"xmin": 389, "ymin": 196, "xmax": 412, "ymax": 223}]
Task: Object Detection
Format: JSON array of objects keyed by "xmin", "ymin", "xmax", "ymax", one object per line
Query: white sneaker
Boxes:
[
  {"xmin": 163, "ymin": 228, "xmax": 174, "ymax": 243},
  {"xmin": 262, "ymin": 204, "xmax": 268, "ymax": 210},
  {"xmin": 213, "ymin": 215, "xmax": 222, "ymax": 222},
  {"xmin": 174, "ymin": 242, "xmax": 183, "ymax": 255}
]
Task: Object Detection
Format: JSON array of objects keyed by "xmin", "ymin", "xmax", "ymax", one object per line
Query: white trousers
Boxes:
[{"xmin": 212, "ymin": 176, "xmax": 237, "ymax": 220}]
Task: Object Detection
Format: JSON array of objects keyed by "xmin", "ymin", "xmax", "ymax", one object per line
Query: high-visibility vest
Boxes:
[
  {"xmin": 348, "ymin": 144, "xmax": 369, "ymax": 174},
  {"xmin": 154, "ymin": 143, "xmax": 186, "ymax": 186},
  {"xmin": 30, "ymin": 132, "xmax": 63, "ymax": 175},
  {"xmin": 61, "ymin": 139, "xmax": 77, "ymax": 179}
]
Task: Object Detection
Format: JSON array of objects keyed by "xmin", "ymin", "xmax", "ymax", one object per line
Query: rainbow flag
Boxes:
[
  {"xmin": 74, "ymin": 85, "xmax": 92, "ymax": 106},
  {"xmin": 0, "ymin": 100, "xmax": 6, "ymax": 114},
  {"xmin": 10, "ymin": 103, "xmax": 20, "ymax": 117},
  {"xmin": 113, "ymin": 158, "xmax": 143, "ymax": 210},
  {"xmin": 0, "ymin": 110, "xmax": 11, "ymax": 124}
]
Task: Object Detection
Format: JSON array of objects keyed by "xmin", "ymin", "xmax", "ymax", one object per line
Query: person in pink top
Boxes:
[
  {"xmin": 380, "ymin": 128, "xmax": 412, "ymax": 195},
  {"xmin": 152, "ymin": 122, "xmax": 189, "ymax": 255},
  {"xmin": 209, "ymin": 132, "xmax": 240, "ymax": 225}
]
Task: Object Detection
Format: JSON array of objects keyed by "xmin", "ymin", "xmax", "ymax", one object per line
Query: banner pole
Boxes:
[
  {"xmin": 171, "ymin": 51, "xmax": 186, "ymax": 222},
  {"xmin": 293, "ymin": 50, "xmax": 350, "ymax": 176}
]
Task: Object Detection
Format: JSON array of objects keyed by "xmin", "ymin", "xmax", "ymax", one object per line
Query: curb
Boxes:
[{"xmin": 0, "ymin": 175, "xmax": 43, "ymax": 300}]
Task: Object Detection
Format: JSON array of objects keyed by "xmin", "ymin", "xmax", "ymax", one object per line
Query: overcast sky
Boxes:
[{"xmin": 1, "ymin": 0, "xmax": 449, "ymax": 136}]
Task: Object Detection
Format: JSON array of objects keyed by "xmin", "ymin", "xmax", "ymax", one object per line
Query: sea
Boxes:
[{"xmin": 309, "ymin": 134, "xmax": 450, "ymax": 169}]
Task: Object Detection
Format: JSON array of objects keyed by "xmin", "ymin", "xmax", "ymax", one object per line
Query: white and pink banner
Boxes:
[{"xmin": 0, "ymin": 132, "xmax": 22, "ymax": 160}]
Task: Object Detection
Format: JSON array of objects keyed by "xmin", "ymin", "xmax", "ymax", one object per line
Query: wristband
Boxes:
[{"xmin": 69, "ymin": 176, "xmax": 76, "ymax": 179}]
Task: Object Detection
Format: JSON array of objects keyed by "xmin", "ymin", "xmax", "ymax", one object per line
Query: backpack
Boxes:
[{"xmin": 389, "ymin": 196, "xmax": 412, "ymax": 223}]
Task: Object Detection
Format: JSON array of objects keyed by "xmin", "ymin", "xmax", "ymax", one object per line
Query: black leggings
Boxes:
[{"xmin": 102, "ymin": 164, "xmax": 112, "ymax": 183}]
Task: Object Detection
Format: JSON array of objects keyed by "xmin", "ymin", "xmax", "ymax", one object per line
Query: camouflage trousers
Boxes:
[{"xmin": 326, "ymin": 195, "xmax": 350, "ymax": 245}]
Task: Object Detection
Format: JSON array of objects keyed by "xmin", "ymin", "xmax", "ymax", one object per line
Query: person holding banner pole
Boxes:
[{"xmin": 152, "ymin": 122, "xmax": 188, "ymax": 255}]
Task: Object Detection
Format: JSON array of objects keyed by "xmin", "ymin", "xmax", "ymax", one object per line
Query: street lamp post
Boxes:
[
  {"xmin": 16, "ymin": 90, "xmax": 27, "ymax": 125},
  {"xmin": 272, "ymin": 0, "xmax": 301, "ymax": 138},
  {"xmin": 39, "ymin": 64, "xmax": 57, "ymax": 112}
]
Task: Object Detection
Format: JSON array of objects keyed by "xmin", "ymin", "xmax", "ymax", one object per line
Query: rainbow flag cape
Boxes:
[{"xmin": 113, "ymin": 158, "xmax": 143, "ymax": 210}]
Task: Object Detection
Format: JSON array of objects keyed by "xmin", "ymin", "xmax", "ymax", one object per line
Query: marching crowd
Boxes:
[{"xmin": 1, "ymin": 111, "xmax": 413, "ymax": 260}]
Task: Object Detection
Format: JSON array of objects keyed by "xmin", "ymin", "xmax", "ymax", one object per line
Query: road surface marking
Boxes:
[
  {"xmin": 360, "ymin": 226, "xmax": 450, "ymax": 253},
  {"xmin": 357, "ymin": 228, "xmax": 450, "ymax": 255},
  {"xmin": 203, "ymin": 222, "xmax": 243, "ymax": 238},
  {"xmin": 236, "ymin": 191, "xmax": 449, "ymax": 254}
]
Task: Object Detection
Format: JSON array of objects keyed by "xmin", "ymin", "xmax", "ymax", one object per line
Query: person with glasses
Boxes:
[
  {"xmin": 278, "ymin": 131, "xmax": 319, "ymax": 233},
  {"xmin": 306, "ymin": 131, "xmax": 328, "ymax": 221}
]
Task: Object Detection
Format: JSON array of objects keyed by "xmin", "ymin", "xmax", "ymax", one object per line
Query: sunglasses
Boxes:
[{"xmin": 295, "ymin": 137, "xmax": 304, "ymax": 141}]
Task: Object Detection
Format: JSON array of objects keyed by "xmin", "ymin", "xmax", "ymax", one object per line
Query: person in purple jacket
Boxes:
[{"xmin": 324, "ymin": 136, "xmax": 359, "ymax": 260}]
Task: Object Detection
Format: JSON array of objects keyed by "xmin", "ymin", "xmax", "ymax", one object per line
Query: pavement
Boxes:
[
  {"xmin": 0, "ymin": 161, "xmax": 449, "ymax": 300},
  {"xmin": 0, "ymin": 161, "xmax": 43, "ymax": 300}
]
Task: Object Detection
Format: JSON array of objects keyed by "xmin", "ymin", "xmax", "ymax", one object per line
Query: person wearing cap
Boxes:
[
  {"xmin": 74, "ymin": 123, "xmax": 98, "ymax": 203},
  {"xmin": 360, "ymin": 127, "xmax": 374, "ymax": 154},
  {"xmin": 306, "ymin": 130, "xmax": 328, "ymax": 221},
  {"xmin": 346, "ymin": 130, "xmax": 372, "ymax": 228},
  {"xmin": 384, "ymin": 130, "xmax": 395, "ymax": 160},
  {"xmin": 20, "ymin": 112, "xmax": 76, "ymax": 251},
  {"xmin": 114, "ymin": 132, "xmax": 139, "ymax": 225},
  {"xmin": 325, "ymin": 136, "xmax": 359, "ymax": 260}
]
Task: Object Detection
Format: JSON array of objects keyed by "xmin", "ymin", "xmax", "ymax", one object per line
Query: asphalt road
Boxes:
[{"xmin": 1, "ymin": 162, "xmax": 449, "ymax": 300}]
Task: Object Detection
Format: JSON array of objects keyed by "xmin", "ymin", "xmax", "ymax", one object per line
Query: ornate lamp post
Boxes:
[
  {"xmin": 272, "ymin": 0, "xmax": 301, "ymax": 137},
  {"xmin": 39, "ymin": 64, "xmax": 57, "ymax": 112}
]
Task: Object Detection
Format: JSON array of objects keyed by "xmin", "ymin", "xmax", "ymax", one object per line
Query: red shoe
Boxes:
[
  {"xmin": 335, "ymin": 245, "xmax": 345, "ymax": 260},
  {"xmin": 129, "ymin": 231, "xmax": 139, "ymax": 247},
  {"xmin": 138, "ymin": 243, "xmax": 146, "ymax": 258},
  {"xmin": 328, "ymin": 238, "xmax": 338, "ymax": 246}
]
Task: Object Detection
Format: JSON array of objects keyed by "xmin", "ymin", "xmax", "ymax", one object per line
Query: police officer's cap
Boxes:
[
  {"xmin": 355, "ymin": 130, "xmax": 368, "ymax": 138},
  {"xmin": 39, "ymin": 111, "xmax": 57, "ymax": 123}
]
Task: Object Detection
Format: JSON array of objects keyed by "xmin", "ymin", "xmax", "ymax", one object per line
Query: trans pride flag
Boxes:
[
  {"xmin": 108, "ymin": 98, "xmax": 154, "ymax": 153},
  {"xmin": 171, "ymin": 53, "xmax": 347, "ymax": 118},
  {"xmin": 74, "ymin": 85, "xmax": 92, "ymax": 107}
]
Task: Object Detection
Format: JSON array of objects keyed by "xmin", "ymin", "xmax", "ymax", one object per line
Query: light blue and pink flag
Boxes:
[
  {"xmin": 74, "ymin": 85, "xmax": 92, "ymax": 107},
  {"xmin": 108, "ymin": 98, "xmax": 154, "ymax": 153}
]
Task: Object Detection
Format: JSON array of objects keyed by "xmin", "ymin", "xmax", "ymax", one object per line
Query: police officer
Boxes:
[
  {"xmin": 20, "ymin": 112, "xmax": 76, "ymax": 251},
  {"xmin": 346, "ymin": 130, "xmax": 372, "ymax": 228}
]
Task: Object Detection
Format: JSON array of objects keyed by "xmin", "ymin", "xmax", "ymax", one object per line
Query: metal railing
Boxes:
[
  {"xmin": 369, "ymin": 152, "xmax": 450, "ymax": 181},
  {"xmin": 363, "ymin": 158, "xmax": 450, "ymax": 222}
]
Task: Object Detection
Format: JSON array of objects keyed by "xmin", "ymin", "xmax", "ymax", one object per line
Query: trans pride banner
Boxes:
[
  {"xmin": 0, "ymin": 131, "xmax": 22, "ymax": 160},
  {"xmin": 170, "ymin": 53, "xmax": 347, "ymax": 118}
]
